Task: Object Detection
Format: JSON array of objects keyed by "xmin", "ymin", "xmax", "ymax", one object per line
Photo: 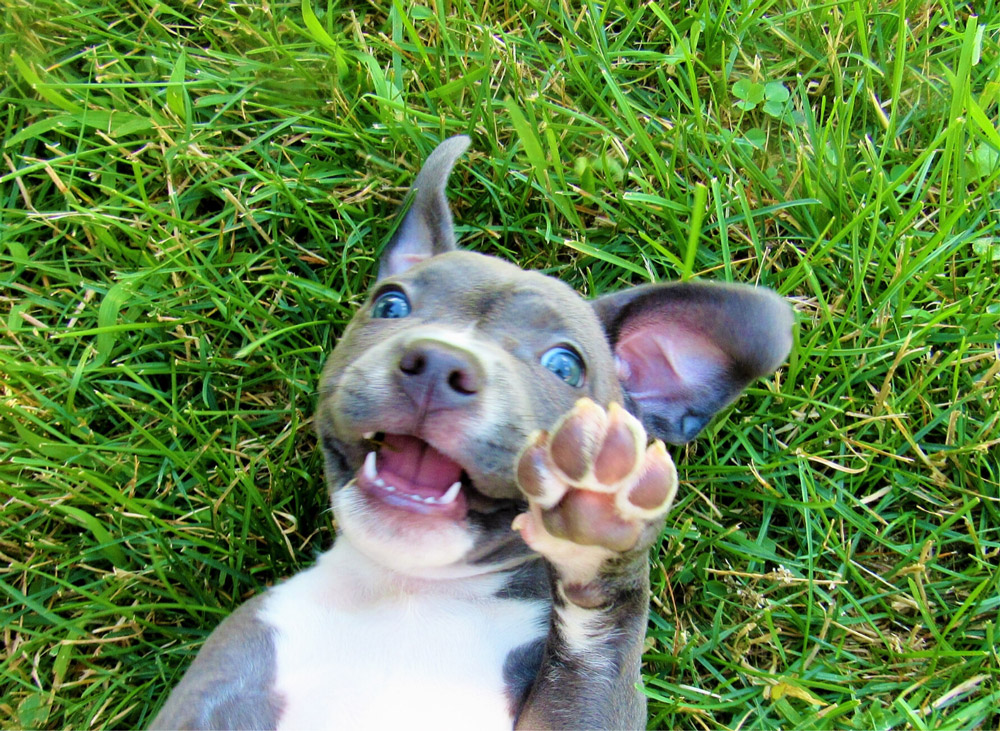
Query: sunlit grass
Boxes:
[{"xmin": 2, "ymin": 0, "xmax": 999, "ymax": 728}]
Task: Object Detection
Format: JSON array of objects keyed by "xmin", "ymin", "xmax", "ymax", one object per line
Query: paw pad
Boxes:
[{"xmin": 514, "ymin": 398, "xmax": 678, "ymax": 556}]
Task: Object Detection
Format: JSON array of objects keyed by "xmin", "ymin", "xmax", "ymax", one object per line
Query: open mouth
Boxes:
[{"xmin": 356, "ymin": 433, "xmax": 471, "ymax": 518}]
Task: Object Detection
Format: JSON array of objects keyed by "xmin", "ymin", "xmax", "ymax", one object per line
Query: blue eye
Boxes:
[
  {"xmin": 540, "ymin": 346, "xmax": 585, "ymax": 387},
  {"xmin": 371, "ymin": 290, "xmax": 411, "ymax": 319}
]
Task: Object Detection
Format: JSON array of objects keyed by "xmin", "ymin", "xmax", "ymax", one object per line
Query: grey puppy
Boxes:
[{"xmin": 152, "ymin": 136, "xmax": 792, "ymax": 730}]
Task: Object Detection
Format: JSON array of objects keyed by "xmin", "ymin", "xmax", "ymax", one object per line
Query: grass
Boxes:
[{"xmin": 1, "ymin": 0, "xmax": 999, "ymax": 728}]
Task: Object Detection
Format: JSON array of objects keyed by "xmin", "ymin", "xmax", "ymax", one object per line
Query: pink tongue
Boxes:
[{"xmin": 379, "ymin": 434, "xmax": 462, "ymax": 496}]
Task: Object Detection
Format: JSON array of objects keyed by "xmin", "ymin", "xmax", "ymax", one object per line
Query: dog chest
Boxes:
[{"xmin": 259, "ymin": 542, "xmax": 549, "ymax": 729}]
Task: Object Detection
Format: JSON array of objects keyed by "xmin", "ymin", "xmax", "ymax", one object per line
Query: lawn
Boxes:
[{"xmin": 2, "ymin": 0, "xmax": 999, "ymax": 728}]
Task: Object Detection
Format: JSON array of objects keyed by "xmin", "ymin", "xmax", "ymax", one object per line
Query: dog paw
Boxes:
[{"xmin": 513, "ymin": 398, "xmax": 677, "ymax": 571}]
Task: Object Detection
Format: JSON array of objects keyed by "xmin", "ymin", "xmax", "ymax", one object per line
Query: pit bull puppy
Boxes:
[{"xmin": 152, "ymin": 136, "xmax": 792, "ymax": 730}]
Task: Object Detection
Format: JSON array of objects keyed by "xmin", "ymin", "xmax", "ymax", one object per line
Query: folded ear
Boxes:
[
  {"xmin": 377, "ymin": 135, "xmax": 471, "ymax": 279},
  {"xmin": 592, "ymin": 282, "xmax": 793, "ymax": 444}
]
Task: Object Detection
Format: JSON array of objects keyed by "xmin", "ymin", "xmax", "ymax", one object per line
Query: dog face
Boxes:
[
  {"xmin": 315, "ymin": 137, "xmax": 792, "ymax": 577},
  {"xmin": 316, "ymin": 251, "xmax": 627, "ymax": 575}
]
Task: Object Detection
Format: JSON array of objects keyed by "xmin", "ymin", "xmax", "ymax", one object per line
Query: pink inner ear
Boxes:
[
  {"xmin": 616, "ymin": 322, "xmax": 728, "ymax": 401},
  {"xmin": 381, "ymin": 221, "xmax": 435, "ymax": 278},
  {"xmin": 397, "ymin": 251, "xmax": 429, "ymax": 269}
]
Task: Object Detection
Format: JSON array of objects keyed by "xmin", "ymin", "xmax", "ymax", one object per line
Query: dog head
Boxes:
[{"xmin": 316, "ymin": 136, "xmax": 792, "ymax": 576}]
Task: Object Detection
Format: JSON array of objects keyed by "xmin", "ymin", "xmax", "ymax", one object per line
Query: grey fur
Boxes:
[
  {"xmin": 150, "ymin": 596, "xmax": 281, "ymax": 730},
  {"xmin": 495, "ymin": 559, "xmax": 550, "ymax": 602},
  {"xmin": 378, "ymin": 135, "xmax": 470, "ymax": 279},
  {"xmin": 503, "ymin": 637, "xmax": 547, "ymax": 716}
]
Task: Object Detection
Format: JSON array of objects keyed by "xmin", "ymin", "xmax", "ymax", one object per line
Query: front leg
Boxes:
[{"xmin": 512, "ymin": 399, "xmax": 677, "ymax": 730}]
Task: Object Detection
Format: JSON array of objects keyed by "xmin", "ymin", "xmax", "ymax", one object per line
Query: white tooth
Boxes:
[
  {"xmin": 374, "ymin": 477, "xmax": 385, "ymax": 488},
  {"xmin": 438, "ymin": 481, "xmax": 462, "ymax": 505},
  {"xmin": 363, "ymin": 452, "xmax": 378, "ymax": 481},
  {"xmin": 408, "ymin": 494, "xmax": 423, "ymax": 502},
  {"xmin": 384, "ymin": 484, "xmax": 395, "ymax": 492},
  {"xmin": 423, "ymin": 496, "xmax": 437, "ymax": 504},
  {"xmin": 363, "ymin": 432, "xmax": 375, "ymax": 439}
]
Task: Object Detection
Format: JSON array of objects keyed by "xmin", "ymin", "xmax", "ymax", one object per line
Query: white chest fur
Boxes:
[{"xmin": 259, "ymin": 541, "xmax": 548, "ymax": 730}]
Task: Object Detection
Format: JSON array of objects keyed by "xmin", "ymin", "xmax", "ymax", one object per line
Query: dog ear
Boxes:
[
  {"xmin": 592, "ymin": 282, "xmax": 793, "ymax": 444},
  {"xmin": 378, "ymin": 135, "xmax": 471, "ymax": 279}
]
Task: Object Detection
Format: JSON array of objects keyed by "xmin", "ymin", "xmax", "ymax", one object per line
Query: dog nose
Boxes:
[{"xmin": 397, "ymin": 341, "xmax": 483, "ymax": 408}]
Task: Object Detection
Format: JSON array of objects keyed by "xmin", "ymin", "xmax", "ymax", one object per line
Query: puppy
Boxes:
[{"xmin": 152, "ymin": 136, "xmax": 792, "ymax": 730}]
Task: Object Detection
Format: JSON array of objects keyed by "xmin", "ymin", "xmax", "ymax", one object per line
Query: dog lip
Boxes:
[
  {"xmin": 357, "ymin": 469, "xmax": 468, "ymax": 518},
  {"xmin": 359, "ymin": 430, "xmax": 475, "ymax": 486},
  {"xmin": 363, "ymin": 450, "xmax": 463, "ymax": 505},
  {"xmin": 351, "ymin": 431, "xmax": 518, "ymax": 511},
  {"xmin": 354, "ymin": 435, "xmax": 469, "ymax": 518}
]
